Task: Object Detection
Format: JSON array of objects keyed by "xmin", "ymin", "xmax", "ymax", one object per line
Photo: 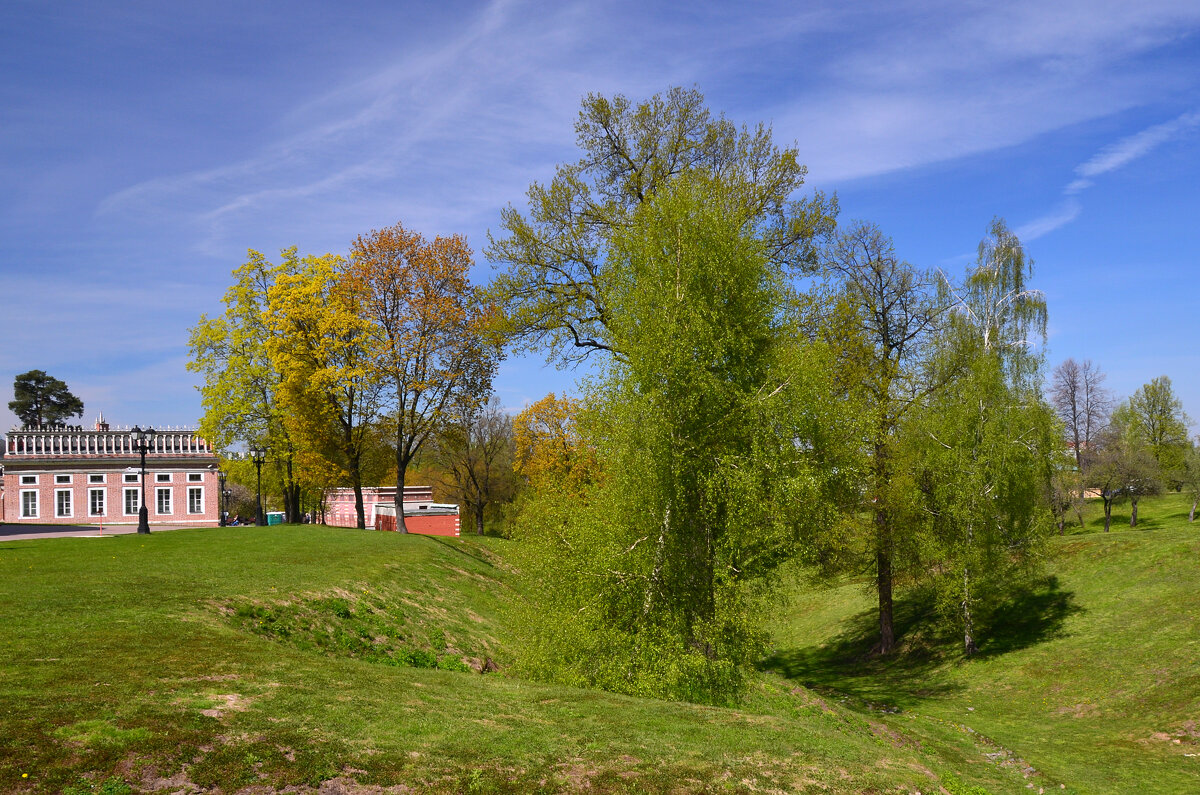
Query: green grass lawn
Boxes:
[
  {"xmin": 765, "ymin": 493, "xmax": 1200, "ymax": 794},
  {"xmin": 0, "ymin": 524, "xmax": 1038, "ymax": 794}
]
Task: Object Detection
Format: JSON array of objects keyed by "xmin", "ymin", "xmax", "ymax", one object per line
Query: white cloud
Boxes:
[
  {"xmin": 1016, "ymin": 199, "xmax": 1082, "ymax": 241},
  {"xmin": 1075, "ymin": 109, "xmax": 1200, "ymax": 179},
  {"xmin": 1019, "ymin": 107, "xmax": 1200, "ymax": 239}
]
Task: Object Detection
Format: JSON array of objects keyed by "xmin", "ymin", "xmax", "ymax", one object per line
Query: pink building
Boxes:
[
  {"xmin": 325, "ymin": 485, "xmax": 461, "ymax": 536},
  {"xmin": 1, "ymin": 416, "xmax": 220, "ymax": 526}
]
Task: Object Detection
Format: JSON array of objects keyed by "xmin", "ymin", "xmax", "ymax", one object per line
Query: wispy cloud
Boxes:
[
  {"xmin": 1070, "ymin": 108, "xmax": 1200, "ymax": 190},
  {"xmin": 1021, "ymin": 107, "xmax": 1200, "ymax": 239},
  {"xmin": 1016, "ymin": 199, "xmax": 1082, "ymax": 241}
]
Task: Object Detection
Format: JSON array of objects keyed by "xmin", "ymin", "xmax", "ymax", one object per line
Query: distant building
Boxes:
[
  {"xmin": 1, "ymin": 415, "xmax": 220, "ymax": 526},
  {"xmin": 324, "ymin": 485, "xmax": 460, "ymax": 536}
]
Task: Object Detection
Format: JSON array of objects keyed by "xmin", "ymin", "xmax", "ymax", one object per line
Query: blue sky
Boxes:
[{"xmin": 2, "ymin": 0, "xmax": 1199, "ymax": 436}]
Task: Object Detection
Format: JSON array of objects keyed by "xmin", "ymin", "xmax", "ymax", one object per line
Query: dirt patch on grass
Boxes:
[
  {"xmin": 201, "ymin": 693, "xmax": 251, "ymax": 718},
  {"xmin": 139, "ymin": 764, "xmax": 202, "ymax": 794}
]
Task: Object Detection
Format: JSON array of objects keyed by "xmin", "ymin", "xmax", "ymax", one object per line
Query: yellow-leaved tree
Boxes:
[
  {"xmin": 512, "ymin": 393, "xmax": 595, "ymax": 493},
  {"xmin": 189, "ymin": 249, "xmax": 323, "ymax": 521},
  {"xmin": 265, "ymin": 252, "xmax": 385, "ymax": 529}
]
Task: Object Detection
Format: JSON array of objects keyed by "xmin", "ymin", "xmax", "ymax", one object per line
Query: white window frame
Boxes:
[
  {"xmin": 55, "ymin": 488, "xmax": 73, "ymax": 518},
  {"xmin": 20, "ymin": 489, "xmax": 38, "ymax": 518},
  {"xmin": 187, "ymin": 472, "xmax": 204, "ymax": 483},
  {"xmin": 55, "ymin": 474, "xmax": 72, "ymax": 485},
  {"xmin": 124, "ymin": 472, "xmax": 140, "ymax": 483},
  {"xmin": 156, "ymin": 472, "xmax": 171, "ymax": 483},
  {"xmin": 89, "ymin": 488, "xmax": 106, "ymax": 517},
  {"xmin": 124, "ymin": 487, "xmax": 141, "ymax": 516},
  {"xmin": 156, "ymin": 487, "xmax": 172, "ymax": 515},
  {"xmin": 187, "ymin": 486, "xmax": 204, "ymax": 514},
  {"xmin": 89, "ymin": 473, "xmax": 106, "ymax": 484},
  {"xmin": 20, "ymin": 474, "xmax": 38, "ymax": 486}
]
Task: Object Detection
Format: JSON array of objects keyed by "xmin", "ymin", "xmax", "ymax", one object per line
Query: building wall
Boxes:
[
  {"xmin": 2, "ymin": 464, "xmax": 220, "ymax": 525},
  {"xmin": 324, "ymin": 486, "xmax": 459, "ymax": 536},
  {"xmin": 2, "ymin": 426, "xmax": 220, "ymax": 526}
]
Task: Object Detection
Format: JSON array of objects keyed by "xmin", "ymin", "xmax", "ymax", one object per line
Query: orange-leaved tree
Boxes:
[{"xmin": 346, "ymin": 222, "xmax": 498, "ymax": 533}]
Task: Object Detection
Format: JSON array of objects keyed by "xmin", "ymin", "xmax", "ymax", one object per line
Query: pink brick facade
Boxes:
[
  {"xmin": 1, "ymin": 422, "xmax": 220, "ymax": 526},
  {"xmin": 325, "ymin": 486, "xmax": 460, "ymax": 537}
]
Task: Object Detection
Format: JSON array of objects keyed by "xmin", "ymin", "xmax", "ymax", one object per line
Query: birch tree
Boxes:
[{"xmin": 909, "ymin": 219, "xmax": 1056, "ymax": 655}]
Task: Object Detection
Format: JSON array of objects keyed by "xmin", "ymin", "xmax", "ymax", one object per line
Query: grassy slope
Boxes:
[
  {"xmin": 0, "ymin": 524, "xmax": 1031, "ymax": 794},
  {"xmin": 766, "ymin": 493, "xmax": 1200, "ymax": 794}
]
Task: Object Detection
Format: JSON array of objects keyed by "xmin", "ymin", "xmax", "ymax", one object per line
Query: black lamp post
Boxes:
[
  {"xmin": 217, "ymin": 469, "xmax": 227, "ymax": 527},
  {"xmin": 130, "ymin": 425, "xmax": 156, "ymax": 534},
  {"xmin": 250, "ymin": 445, "xmax": 267, "ymax": 526}
]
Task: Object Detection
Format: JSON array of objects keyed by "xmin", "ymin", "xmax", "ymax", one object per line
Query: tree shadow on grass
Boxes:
[
  {"xmin": 761, "ymin": 575, "xmax": 1080, "ymax": 709},
  {"xmin": 422, "ymin": 535, "xmax": 500, "ymax": 569}
]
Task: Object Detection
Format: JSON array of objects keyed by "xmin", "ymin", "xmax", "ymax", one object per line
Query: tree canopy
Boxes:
[
  {"xmin": 347, "ymin": 222, "xmax": 497, "ymax": 531},
  {"xmin": 485, "ymin": 86, "xmax": 837, "ymax": 367},
  {"xmin": 9, "ymin": 370, "xmax": 84, "ymax": 428},
  {"xmin": 511, "ymin": 172, "xmax": 853, "ymax": 702}
]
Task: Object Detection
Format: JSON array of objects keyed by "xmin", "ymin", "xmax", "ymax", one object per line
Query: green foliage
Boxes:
[
  {"xmin": 904, "ymin": 218, "xmax": 1057, "ymax": 654},
  {"xmin": 485, "ymin": 86, "xmax": 836, "ymax": 366},
  {"xmin": 511, "ymin": 174, "xmax": 854, "ymax": 703},
  {"xmin": 1126, "ymin": 375, "xmax": 1192, "ymax": 486},
  {"xmin": 818, "ymin": 220, "xmax": 945, "ymax": 654},
  {"xmin": 187, "ymin": 249, "xmax": 314, "ymax": 519},
  {"xmin": 8, "ymin": 369, "xmax": 84, "ymax": 427}
]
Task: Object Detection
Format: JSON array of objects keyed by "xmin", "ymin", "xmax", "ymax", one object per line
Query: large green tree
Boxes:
[
  {"xmin": 485, "ymin": 86, "xmax": 836, "ymax": 366},
  {"xmin": 9, "ymin": 370, "xmax": 84, "ymax": 428},
  {"xmin": 1125, "ymin": 375, "xmax": 1191, "ymax": 488},
  {"xmin": 513, "ymin": 173, "xmax": 853, "ymax": 703},
  {"xmin": 820, "ymin": 220, "xmax": 945, "ymax": 655}
]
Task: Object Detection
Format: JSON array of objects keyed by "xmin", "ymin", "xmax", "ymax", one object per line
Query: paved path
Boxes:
[{"xmin": 0, "ymin": 523, "xmax": 221, "ymax": 541}]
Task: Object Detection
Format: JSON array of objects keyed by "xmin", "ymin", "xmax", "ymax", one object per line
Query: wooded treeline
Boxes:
[{"xmin": 188, "ymin": 87, "xmax": 1198, "ymax": 705}]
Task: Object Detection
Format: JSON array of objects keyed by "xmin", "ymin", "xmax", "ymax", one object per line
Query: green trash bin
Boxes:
[{"xmin": 266, "ymin": 511, "xmax": 284, "ymax": 526}]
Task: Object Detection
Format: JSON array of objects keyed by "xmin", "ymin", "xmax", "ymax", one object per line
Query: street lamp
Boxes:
[
  {"xmin": 250, "ymin": 445, "xmax": 267, "ymax": 526},
  {"xmin": 130, "ymin": 425, "xmax": 156, "ymax": 534},
  {"xmin": 217, "ymin": 469, "xmax": 227, "ymax": 527}
]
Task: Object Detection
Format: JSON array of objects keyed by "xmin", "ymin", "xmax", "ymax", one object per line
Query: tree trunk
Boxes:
[
  {"xmin": 475, "ymin": 507, "xmax": 485, "ymax": 535},
  {"xmin": 395, "ymin": 460, "xmax": 409, "ymax": 534},
  {"xmin": 1103, "ymin": 496, "xmax": 1112, "ymax": 532},
  {"xmin": 1130, "ymin": 497, "xmax": 1139, "ymax": 528},
  {"xmin": 1190, "ymin": 498, "xmax": 1196, "ymax": 523},
  {"xmin": 352, "ymin": 482, "xmax": 365, "ymax": 530},
  {"xmin": 963, "ymin": 565, "xmax": 977, "ymax": 657},
  {"xmin": 876, "ymin": 550, "xmax": 895, "ymax": 655},
  {"xmin": 283, "ymin": 455, "xmax": 301, "ymax": 523}
]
